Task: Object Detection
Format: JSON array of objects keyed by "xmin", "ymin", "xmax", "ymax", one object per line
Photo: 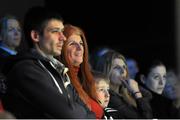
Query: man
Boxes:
[
  {"xmin": 0, "ymin": 15, "xmax": 22, "ymax": 70},
  {"xmin": 0, "ymin": 15, "xmax": 22, "ymax": 112},
  {"xmin": 0, "ymin": 15, "xmax": 22, "ymax": 57},
  {"xmin": 2, "ymin": 6, "xmax": 95, "ymax": 118}
]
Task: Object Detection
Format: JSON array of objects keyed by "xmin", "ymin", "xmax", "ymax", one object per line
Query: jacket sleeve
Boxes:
[
  {"xmin": 135, "ymin": 86, "xmax": 153, "ymax": 118},
  {"xmin": 6, "ymin": 60, "xmax": 95, "ymax": 118}
]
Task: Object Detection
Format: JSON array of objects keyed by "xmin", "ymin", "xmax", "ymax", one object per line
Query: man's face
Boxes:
[
  {"xmin": 39, "ymin": 19, "xmax": 66, "ymax": 56},
  {"xmin": 146, "ymin": 65, "xmax": 167, "ymax": 94},
  {"xmin": 3, "ymin": 19, "xmax": 22, "ymax": 49}
]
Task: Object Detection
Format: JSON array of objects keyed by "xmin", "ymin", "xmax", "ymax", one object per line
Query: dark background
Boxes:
[
  {"xmin": 45, "ymin": 0, "xmax": 176, "ymax": 71},
  {"xmin": 0, "ymin": 0, "xmax": 175, "ymax": 71}
]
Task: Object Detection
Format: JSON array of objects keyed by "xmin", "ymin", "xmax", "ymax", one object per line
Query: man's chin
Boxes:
[{"xmin": 53, "ymin": 51, "xmax": 61, "ymax": 56}]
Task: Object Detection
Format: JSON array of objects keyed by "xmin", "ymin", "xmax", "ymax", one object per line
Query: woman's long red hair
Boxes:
[{"xmin": 60, "ymin": 24, "xmax": 97, "ymax": 109}]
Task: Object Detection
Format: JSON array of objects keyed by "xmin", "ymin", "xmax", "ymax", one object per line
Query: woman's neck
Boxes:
[
  {"xmin": 110, "ymin": 83, "xmax": 120, "ymax": 93},
  {"xmin": 72, "ymin": 65, "xmax": 80, "ymax": 76}
]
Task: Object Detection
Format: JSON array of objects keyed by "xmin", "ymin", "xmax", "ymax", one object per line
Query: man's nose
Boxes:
[{"xmin": 59, "ymin": 32, "xmax": 66, "ymax": 41}]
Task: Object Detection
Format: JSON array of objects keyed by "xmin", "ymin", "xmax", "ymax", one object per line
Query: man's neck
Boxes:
[{"xmin": 35, "ymin": 44, "xmax": 53, "ymax": 59}]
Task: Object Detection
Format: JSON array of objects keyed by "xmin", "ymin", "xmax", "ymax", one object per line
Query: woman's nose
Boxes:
[
  {"xmin": 76, "ymin": 43, "xmax": 82, "ymax": 50},
  {"xmin": 14, "ymin": 29, "xmax": 20, "ymax": 36},
  {"xmin": 159, "ymin": 79, "xmax": 163, "ymax": 85}
]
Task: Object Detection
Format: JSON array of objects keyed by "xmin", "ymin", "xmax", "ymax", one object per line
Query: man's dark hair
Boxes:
[{"xmin": 23, "ymin": 6, "xmax": 63, "ymax": 48}]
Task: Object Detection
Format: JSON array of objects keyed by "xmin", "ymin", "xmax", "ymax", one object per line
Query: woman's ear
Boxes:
[
  {"xmin": 140, "ymin": 74, "xmax": 146, "ymax": 84},
  {"xmin": 31, "ymin": 30, "xmax": 40, "ymax": 43}
]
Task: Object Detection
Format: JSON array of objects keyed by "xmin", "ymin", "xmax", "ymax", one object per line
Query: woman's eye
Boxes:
[
  {"xmin": 8, "ymin": 28, "xmax": 13, "ymax": 32},
  {"xmin": 69, "ymin": 42, "xmax": 76, "ymax": 46},
  {"xmin": 123, "ymin": 65, "xmax": 126, "ymax": 69},
  {"xmin": 154, "ymin": 75, "xmax": 160, "ymax": 80},
  {"xmin": 114, "ymin": 66, "xmax": 120, "ymax": 70},
  {"xmin": 163, "ymin": 75, "xmax": 167, "ymax": 80},
  {"xmin": 80, "ymin": 42, "xmax": 83, "ymax": 46}
]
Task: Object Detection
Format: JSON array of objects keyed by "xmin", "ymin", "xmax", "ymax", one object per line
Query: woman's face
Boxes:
[
  {"xmin": 96, "ymin": 80, "xmax": 110, "ymax": 108},
  {"xmin": 2, "ymin": 19, "xmax": 22, "ymax": 49},
  {"xmin": 110, "ymin": 58, "xmax": 127, "ymax": 85},
  {"xmin": 145, "ymin": 65, "xmax": 167, "ymax": 94},
  {"xmin": 66, "ymin": 34, "xmax": 84, "ymax": 66}
]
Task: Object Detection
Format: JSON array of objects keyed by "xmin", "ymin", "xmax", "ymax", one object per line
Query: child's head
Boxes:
[{"xmin": 93, "ymin": 71, "xmax": 110, "ymax": 108}]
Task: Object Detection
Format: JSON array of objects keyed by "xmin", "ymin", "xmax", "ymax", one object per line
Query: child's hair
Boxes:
[{"xmin": 92, "ymin": 70, "xmax": 109, "ymax": 84}]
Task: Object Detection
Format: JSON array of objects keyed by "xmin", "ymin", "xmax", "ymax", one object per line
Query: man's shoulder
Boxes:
[{"xmin": 0, "ymin": 48, "xmax": 10, "ymax": 58}]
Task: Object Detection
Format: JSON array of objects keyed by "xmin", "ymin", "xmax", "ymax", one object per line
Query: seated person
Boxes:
[
  {"xmin": 0, "ymin": 15, "xmax": 22, "ymax": 69},
  {"xmin": 93, "ymin": 71, "xmax": 117, "ymax": 119},
  {"xmin": 91, "ymin": 50, "xmax": 152, "ymax": 118},
  {"xmin": 139, "ymin": 60, "xmax": 178, "ymax": 118}
]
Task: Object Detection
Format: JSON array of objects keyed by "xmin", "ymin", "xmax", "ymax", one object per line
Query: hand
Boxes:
[{"xmin": 126, "ymin": 79, "xmax": 142, "ymax": 98}]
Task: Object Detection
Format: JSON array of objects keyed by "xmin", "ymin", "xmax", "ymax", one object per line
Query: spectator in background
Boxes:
[
  {"xmin": 91, "ymin": 50, "xmax": 152, "ymax": 118},
  {"xmin": 126, "ymin": 58, "xmax": 139, "ymax": 79},
  {"xmin": 139, "ymin": 60, "xmax": 178, "ymax": 118},
  {"xmin": 0, "ymin": 14, "xmax": 22, "ymax": 112},
  {"xmin": 90, "ymin": 46, "xmax": 111, "ymax": 70},
  {"xmin": 163, "ymin": 69, "xmax": 178, "ymax": 100},
  {"xmin": 0, "ymin": 15, "xmax": 22, "ymax": 70}
]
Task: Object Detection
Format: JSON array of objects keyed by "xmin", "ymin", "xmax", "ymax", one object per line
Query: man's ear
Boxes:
[
  {"xmin": 31, "ymin": 30, "xmax": 40, "ymax": 43},
  {"xmin": 140, "ymin": 74, "xmax": 146, "ymax": 84}
]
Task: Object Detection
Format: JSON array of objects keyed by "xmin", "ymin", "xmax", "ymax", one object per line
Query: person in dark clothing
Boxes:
[
  {"xmin": 91, "ymin": 50, "xmax": 152, "ymax": 118},
  {"xmin": 0, "ymin": 15, "xmax": 22, "ymax": 70},
  {"xmin": 0, "ymin": 15, "xmax": 22, "ymax": 112},
  {"xmin": 139, "ymin": 60, "xmax": 179, "ymax": 118},
  {"xmin": 1, "ymin": 6, "xmax": 95, "ymax": 118}
]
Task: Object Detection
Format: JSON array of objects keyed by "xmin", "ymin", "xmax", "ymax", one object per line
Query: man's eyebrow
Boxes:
[{"xmin": 47, "ymin": 27, "xmax": 64, "ymax": 31}]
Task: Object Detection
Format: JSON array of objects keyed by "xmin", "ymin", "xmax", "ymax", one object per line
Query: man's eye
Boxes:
[{"xmin": 51, "ymin": 30, "xmax": 59, "ymax": 33}]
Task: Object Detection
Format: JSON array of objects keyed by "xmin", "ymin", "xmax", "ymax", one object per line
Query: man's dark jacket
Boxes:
[{"xmin": 1, "ymin": 49, "xmax": 95, "ymax": 118}]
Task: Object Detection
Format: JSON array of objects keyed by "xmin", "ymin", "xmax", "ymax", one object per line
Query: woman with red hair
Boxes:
[{"xmin": 59, "ymin": 24, "xmax": 103, "ymax": 119}]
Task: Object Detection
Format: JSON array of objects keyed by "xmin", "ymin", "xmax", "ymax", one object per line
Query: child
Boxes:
[{"xmin": 93, "ymin": 71, "xmax": 117, "ymax": 119}]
